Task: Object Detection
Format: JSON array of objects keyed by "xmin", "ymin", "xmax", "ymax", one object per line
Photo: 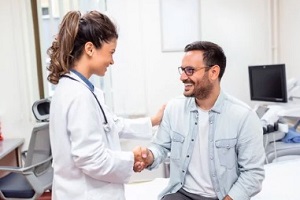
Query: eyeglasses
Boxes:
[{"xmin": 178, "ymin": 66, "xmax": 210, "ymax": 76}]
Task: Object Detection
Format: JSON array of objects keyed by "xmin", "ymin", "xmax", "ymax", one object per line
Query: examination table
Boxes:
[{"xmin": 125, "ymin": 158, "xmax": 300, "ymax": 200}]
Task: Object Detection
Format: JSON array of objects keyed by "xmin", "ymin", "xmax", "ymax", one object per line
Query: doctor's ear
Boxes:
[{"xmin": 85, "ymin": 42, "xmax": 94, "ymax": 57}]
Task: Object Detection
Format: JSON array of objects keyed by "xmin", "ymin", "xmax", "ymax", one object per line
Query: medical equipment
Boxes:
[
  {"xmin": 248, "ymin": 64, "xmax": 288, "ymax": 103},
  {"xmin": 287, "ymin": 77, "xmax": 300, "ymax": 100},
  {"xmin": 62, "ymin": 75, "xmax": 111, "ymax": 132}
]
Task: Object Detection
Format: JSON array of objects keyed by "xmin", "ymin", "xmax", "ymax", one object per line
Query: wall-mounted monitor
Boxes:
[{"xmin": 248, "ymin": 64, "xmax": 287, "ymax": 103}]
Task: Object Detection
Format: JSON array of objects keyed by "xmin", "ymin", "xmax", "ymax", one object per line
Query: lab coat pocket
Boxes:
[
  {"xmin": 215, "ymin": 138, "xmax": 237, "ymax": 169},
  {"xmin": 170, "ymin": 131, "xmax": 185, "ymax": 160}
]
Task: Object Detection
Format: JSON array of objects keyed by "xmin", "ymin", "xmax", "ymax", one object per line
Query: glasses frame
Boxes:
[{"xmin": 178, "ymin": 66, "xmax": 211, "ymax": 76}]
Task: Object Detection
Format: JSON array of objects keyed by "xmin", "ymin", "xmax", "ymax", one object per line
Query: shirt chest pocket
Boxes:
[
  {"xmin": 215, "ymin": 138, "xmax": 237, "ymax": 169},
  {"xmin": 170, "ymin": 132, "xmax": 185, "ymax": 160}
]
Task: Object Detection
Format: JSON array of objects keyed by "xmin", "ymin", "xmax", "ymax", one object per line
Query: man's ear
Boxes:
[
  {"xmin": 209, "ymin": 65, "xmax": 220, "ymax": 81},
  {"xmin": 84, "ymin": 42, "xmax": 94, "ymax": 57}
]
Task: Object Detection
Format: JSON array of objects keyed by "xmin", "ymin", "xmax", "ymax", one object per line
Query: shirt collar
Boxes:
[
  {"xmin": 70, "ymin": 69, "xmax": 94, "ymax": 92},
  {"xmin": 188, "ymin": 90, "xmax": 225, "ymax": 114},
  {"xmin": 210, "ymin": 91, "xmax": 225, "ymax": 114}
]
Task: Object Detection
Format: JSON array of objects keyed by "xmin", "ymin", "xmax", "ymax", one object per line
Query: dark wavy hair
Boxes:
[
  {"xmin": 47, "ymin": 10, "xmax": 118, "ymax": 84},
  {"xmin": 184, "ymin": 41, "xmax": 226, "ymax": 80}
]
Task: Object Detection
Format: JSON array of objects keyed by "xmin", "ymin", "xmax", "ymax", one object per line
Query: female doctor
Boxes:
[{"xmin": 47, "ymin": 11, "xmax": 164, "ymax": 200}]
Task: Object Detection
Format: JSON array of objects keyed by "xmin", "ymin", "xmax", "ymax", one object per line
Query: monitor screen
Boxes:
[{"xmin": 248, "ymin": 64, "xmax": 287, "ymax": 103}]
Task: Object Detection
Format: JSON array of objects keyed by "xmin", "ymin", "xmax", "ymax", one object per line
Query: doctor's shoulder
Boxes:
[{"xmin": 54, "ymin": 79, "xmax": 95, "ymax": 102}]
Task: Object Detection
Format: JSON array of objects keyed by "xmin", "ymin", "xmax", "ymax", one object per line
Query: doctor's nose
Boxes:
[{"xmin": 110, "ymin": 58, "xmax": 114, "ymax": 65}]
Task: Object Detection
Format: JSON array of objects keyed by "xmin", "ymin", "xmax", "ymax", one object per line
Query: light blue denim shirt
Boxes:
[{"xmin": 148, "ymin": 91, "xmax": 265, "ymax": 200}]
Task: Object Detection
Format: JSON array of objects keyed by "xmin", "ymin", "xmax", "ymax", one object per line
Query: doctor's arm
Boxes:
[
  {"xmin": 116, "ymin": 104, "xmax": 166, "ymax": 139},
  {"xmin": 68, "ymin": 94, "xmax": 136, "ymax": 183},
  {"xmin": 133, "ymin": 107, "xmax": 172, "ymax": 172},
  {"xmin": 151, "ymin": 104, "xmax": 166, "ymax": 126}
]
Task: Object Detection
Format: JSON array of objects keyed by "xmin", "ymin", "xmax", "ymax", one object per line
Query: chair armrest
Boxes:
[
  {"xmin": 22, "ymin": 156, "xmax": 53, "ymax": 173},
  {"xmin": 0, "ymin": 156, "xmax": 52, "ymax": 174},
  {"xmin": 0, "ymin": 166, "xmax": 23, "ymax": 173},
  {"xmin": 27, "ymin": 156, "xmax": 52, "ymax": 168}
]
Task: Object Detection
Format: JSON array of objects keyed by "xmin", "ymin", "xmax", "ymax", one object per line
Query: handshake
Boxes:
[{"xmin": 132, "ymin": 146, "xmax": 154, "ymax": 172}]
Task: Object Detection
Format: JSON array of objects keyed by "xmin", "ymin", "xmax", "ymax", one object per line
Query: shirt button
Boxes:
[
  {"xmin": 187, "ymin": 155, "xmax": 190, "ymax": 158},
  {"xmin": 182, "ymin": 170, "xmax": 185, "ymax": 173},
  {"xmin": 180, "ymin": 182, "xmax": 183, "ymax": 185},
  {"xmin": 195, "ymin": 122, "xmax": 197, "ymax": 125},
  {"xmin": 191, "ymin": 139, "xmax": 194, "ymax": 142},
  {"xmin": 210, "ymin": 156, "xmax": 213, "ymax": 160}
]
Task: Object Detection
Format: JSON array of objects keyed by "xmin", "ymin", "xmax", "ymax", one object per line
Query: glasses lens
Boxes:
[
  {"xmin": 178, "ymin": 66, "xmax": 196, "ymax": 76},
  {"xmin": 185, "ymin": 67, "xmax": 194, "ymax": 76}
]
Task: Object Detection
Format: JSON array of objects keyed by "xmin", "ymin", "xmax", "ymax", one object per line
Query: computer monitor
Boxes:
[{"xmin": 248, "ymin": 64, "xmax": 287, "ymax": 103}]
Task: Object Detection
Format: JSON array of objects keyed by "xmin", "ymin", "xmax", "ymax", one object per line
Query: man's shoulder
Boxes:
[
  {"xmin": 167, "ymin": 95, "xmax": 194, "ymax": 106},
  {"xmin": 223, "ymin": 93, "xmax": 251, "ymax": 111}
]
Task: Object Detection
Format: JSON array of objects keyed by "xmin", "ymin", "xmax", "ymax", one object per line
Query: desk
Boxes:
[{"xmin": 0, "ymin": 138, "xmax": 24, "ymax": 177}]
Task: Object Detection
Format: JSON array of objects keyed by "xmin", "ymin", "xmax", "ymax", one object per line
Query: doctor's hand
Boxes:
[
  {"xmin": 132, "ymin": 146, "xmax": 154, "ymax": 172},
  {"xmin": 151, "ymin": 104, "xmax": 166, "ymax": 126}
]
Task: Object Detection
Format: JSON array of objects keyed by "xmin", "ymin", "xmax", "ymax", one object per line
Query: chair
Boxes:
[{"xmin": 0, "ymin": 98, "xmax": 53, "ymax": 199}]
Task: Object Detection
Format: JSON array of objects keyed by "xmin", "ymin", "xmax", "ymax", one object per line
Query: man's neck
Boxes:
[{"xmin": 195, "ymin": 87, "xmax": 220, "ymax": 110}]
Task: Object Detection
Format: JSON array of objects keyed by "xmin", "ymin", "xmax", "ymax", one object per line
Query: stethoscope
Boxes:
[{"xmin": 62, "ymin": 75, "xmax": 111, "ymax": 133}]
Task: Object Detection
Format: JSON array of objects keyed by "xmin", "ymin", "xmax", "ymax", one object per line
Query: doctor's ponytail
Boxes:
[
  {"xmin": 47, "ymin": 11, "xmax": 80, "ymax": 85},
  {"xmin": 47, "ymin": 10, "xmax": 118, "ymax": 85}
]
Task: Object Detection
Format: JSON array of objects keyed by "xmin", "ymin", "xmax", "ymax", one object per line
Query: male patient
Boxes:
[{"xmin": 139, "ymin": 41, "xmax": 265, "ymax": 200}]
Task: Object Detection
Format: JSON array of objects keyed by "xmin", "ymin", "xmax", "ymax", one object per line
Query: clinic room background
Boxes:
[{"xmin": 1, "ymin": 0, "xmax": 300, "ymax": 180}]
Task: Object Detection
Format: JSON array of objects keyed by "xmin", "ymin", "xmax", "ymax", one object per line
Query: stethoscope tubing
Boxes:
[{"xmin": 61, "ymin": 75, "xmax": 111, "ymax": 132}]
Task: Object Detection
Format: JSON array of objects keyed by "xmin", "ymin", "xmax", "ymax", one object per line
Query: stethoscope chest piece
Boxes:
[{"xmin": 103, "ymin": 123, "xmax": 111, "ymax": 133}]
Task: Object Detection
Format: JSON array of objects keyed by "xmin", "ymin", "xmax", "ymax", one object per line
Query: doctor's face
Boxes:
[
  {"xmin": 91, "ymin": 38, "xmax": 117, "ymax": 76},
  {"xmin": 179, "ymin": 50, "xmax": 213, "ymax": 100}
]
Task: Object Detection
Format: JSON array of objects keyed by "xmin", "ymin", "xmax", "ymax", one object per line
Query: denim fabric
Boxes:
[{"xmin": 148, "ymin": 91, "xmax": 265, "ymax": 200}]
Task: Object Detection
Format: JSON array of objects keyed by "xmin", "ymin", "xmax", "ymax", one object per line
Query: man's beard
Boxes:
[{"xmin": 183, "ymin": 73, "xmax": 213, "ymax": 100}]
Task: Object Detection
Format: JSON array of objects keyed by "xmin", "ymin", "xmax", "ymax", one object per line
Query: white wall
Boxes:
[
  {"xmin": 279, "ymin": 0, "xmax": 300, "ymax": 80},
  {"xmin": 0, "ymin": 0, "xmax": 39, "ymax": 149},
  {"xmin": 106, "ymin": 0, "xmax": 300, "ymax": 113},
  {"xmin": 107, "ymin": 0, "xmax": 186, "ymax": 117},
  {"xmin": 107, "ymin": 0, "xmax": 272, "ymax": 115}
]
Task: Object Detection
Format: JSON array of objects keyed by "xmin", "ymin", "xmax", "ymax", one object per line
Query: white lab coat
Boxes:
[{"xmin": 49, "ymin": 72, "xmax": 153, "ymax": 200}]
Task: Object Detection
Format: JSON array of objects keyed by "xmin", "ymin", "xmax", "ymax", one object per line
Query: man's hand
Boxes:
[
  {"xmin": 132, "ymin": 146, "xmax": 154, "ymax": 172},
  {"xmin": 223, "ymin": 195, "xmax": 233, "ymax": 200}
]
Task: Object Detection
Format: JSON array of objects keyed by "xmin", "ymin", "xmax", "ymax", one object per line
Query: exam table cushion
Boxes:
[
  {"xmin": 125, "ymin": 158, "xmax": 300, "ymax": 200},
  {"xmin": 0, "ymin": 172, "xmax": 34, "ymax": 198}
]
